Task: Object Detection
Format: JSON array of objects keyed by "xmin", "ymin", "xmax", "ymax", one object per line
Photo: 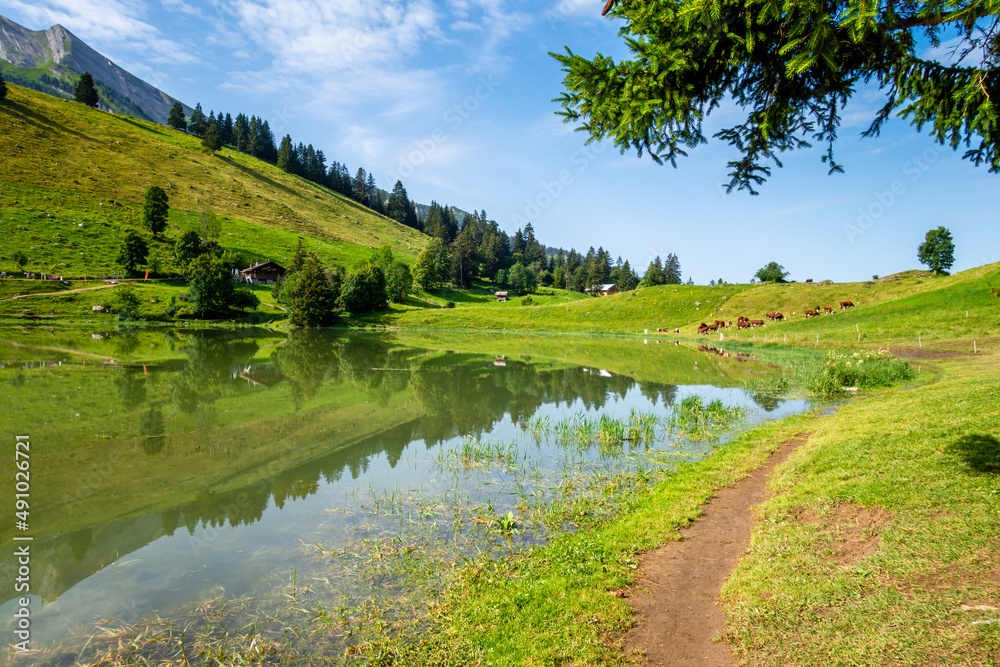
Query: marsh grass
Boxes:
[{"xmin": 808, "ymin": 347, "xmax": 916, "ymax": 396}]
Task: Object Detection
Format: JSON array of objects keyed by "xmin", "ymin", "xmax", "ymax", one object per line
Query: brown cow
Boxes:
[
  {"xmin": 804, "ymin": 307, "xmax": 821, "ymax": 318},
  {"xmin": 840, "ymin": 300, "xmax": 855, "ymax": 309},
  {"xmin": 773, "ymin": 312, "xmax": 785, "ymax": 321},
  {"xmin": 737, "ymin": 320, "xmax": 752, "ymax": 330},
  {"xmin": 823, "ymin": 306, "xmax": 833, "ymax": 314},
  {"xmin": 751, "ymin": 319, "xmax": 765, "ymax": 327}
]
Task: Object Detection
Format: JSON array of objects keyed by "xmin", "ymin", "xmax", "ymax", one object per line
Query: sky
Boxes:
[{"xmin": 2, "ymin": 0, "xmax": 998, "ymax": 283}]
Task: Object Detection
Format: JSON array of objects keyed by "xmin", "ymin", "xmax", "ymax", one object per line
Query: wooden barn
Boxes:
[
  {"xmin": 585, "ymin": 283, "xmax": 619, "ymax": 297},
  {"xmin": 495, "ymin": 291, "xmax": 509, "ymax": 302},
  {"xmin": 240, "ymin": 261, "xmax": 286, "ymax": 286}
]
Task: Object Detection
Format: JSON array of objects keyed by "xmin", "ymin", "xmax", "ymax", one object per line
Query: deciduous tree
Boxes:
[
  {"xmin": 554, "ymin": 0, "xmax": 1000, "ymax": 193},
  {"xmin": 339, "ymin": 263, "xmax": 388, "ymax": 313},
  {"xmin": 918, "ymin": 226, "xmax": 956, "ymax": 274},
  {"xmin": 142, "ymin": 185, "xmax": 169, "ymax": 239},
  {"xmin": 117, "ymin": 232, "xmax": 148, "ymax": 275},
  {"xmin": 754, "ymin": 262, "xmax": 789, "ymax": 283},
  {"xmin": 202, "ymin": 122, "xmax": 223, "ymax": 154}
]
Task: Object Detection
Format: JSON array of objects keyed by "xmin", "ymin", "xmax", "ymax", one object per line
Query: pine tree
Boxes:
[
  {"xmin": 555, "ymin": 0, "xmax": 1000, "ymax": 192},
  {"xmin": 142, "ymin": 185, "xmax": 170, "ymax": 239},
  {"xmin": 277, "ymin": 135, "xmax": 299, "ymax": 173},
  {"xmin": 256, "ymin": 120, "xmax": 277, "ymax": 162},
  {"xmin": 1, "ymin": 66, "xmax": 9, "ymax": 102},
  {"xmin": 664, "ymin": 253, "xmax": 682, "ymax": 285},
  {"xmin": 386, "ymin": 181, "xmax": 419, "ymax": 230},
  {"xmin": 189, "ymin": 103, "xmax": 208, "ymax": 136},
  {"xmin": 233, "ymin": 114, "xmax": 250, "ymax": 152},
  {"xmin": 167, "ymin": 101, "xmax": 187, "ymax": 131},
  {"xmin": 74, "ymin": 72, "xmax": 99, "ymax": 108},
  {"xmin": 353, "ymin": 168, "xmax": 368, "ymax": 202},
  {"xmin": 222, "ymin": 113, "xmax": 234, "ymax": 145}
]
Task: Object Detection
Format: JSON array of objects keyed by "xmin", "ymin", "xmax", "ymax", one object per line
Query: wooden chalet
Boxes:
[
  {"xmin": 240, "ymin": 260, "xmax": 286, "ymax": 286},
  {"xmin": 495, "ymin": 291, "xmax": 509, "ymax": 302},
  {"xmin": 585, "ymin": 283, "xmax": 619, "ymax": 297}
]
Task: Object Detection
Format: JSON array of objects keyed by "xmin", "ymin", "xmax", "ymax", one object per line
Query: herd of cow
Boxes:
[{"xmin": 696, "ymin": 301, "xmax": 855, "ymax": 335}]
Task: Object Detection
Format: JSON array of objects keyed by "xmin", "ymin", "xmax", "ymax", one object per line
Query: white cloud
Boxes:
[{"xmin": 221, "ymin": 0, "xmax": 441, "ymax": 72}]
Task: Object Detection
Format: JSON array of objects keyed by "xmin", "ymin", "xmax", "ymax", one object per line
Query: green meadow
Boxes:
[{"xmin": 0, "ymin": 84, "xmax": 426, "ymax": 280}]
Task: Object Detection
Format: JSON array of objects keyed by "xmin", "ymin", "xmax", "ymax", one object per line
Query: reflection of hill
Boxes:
[{"xmin": 0, "ymin": 330, "xmax": 699, "ymax": 605}]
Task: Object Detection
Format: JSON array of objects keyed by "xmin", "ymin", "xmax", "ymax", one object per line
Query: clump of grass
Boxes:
[
  {"xmin": 808, "ymin": 348, "xmax": 915, "ymax": 396},
  {"xmin": 437, "ymin": 437, "xmax": 518, "ymax": 468},
  {"xmin": 627, "ymin": 409, "xmax": 658, "ymax": 443},
  {"xmin": 598, "ymin": 414, "xmax": 625, "ymax": 444}
]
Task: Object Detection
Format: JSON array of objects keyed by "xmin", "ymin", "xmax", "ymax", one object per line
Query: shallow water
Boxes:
[{"xmin": 0, "ymin": 328, "xmax": 811, "ymax": 662}]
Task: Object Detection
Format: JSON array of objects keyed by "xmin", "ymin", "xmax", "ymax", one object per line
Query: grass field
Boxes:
[
  {"xmin": 368, "ymin": 263, "xmax": 1000, "ymax": 353},
  {"xmin": 0, "ymin": 84, "xmax": 427, "ymax": 279}
]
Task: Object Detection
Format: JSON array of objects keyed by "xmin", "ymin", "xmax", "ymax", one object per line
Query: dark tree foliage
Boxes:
[
  {"xmin": 222, "ymin": 113, "xmax": 234, "ymax": 145},
  {"xmin": 755, "ymin": 261, "xmax": 790, "ymax": 283},
  {"xmin": 142, "ymin": 185, "xmax": 169, "ymax": 238},
  {"xmin": 414, "ymin": 238, "xmax": 451, "ymax": 290},
  {"xmin": 386, "ymin": 181, "xmax": 420, "ymax": 230},
  {"xmin": 664, "ymin": 253, "xmax": 682, "ymax": 284},
  {"xmin": 74, "ymin": 72, "xmax": 99, "ymax": 108},
  {"xmin": 554, "ymin": 0, "xmax": 1000, "ymax": 193},
  {"xmin": 233, "ymin": 114, "xmax": 250, "ymax": 152},
  {"xmin": 451, "ymin": 224, "xmax": 481, "ymax": 288},
  {"xmin": 187, "ymin": 254, "xmax": 256, "ymax": 316},
  {"xmin": 277, "ymin": 135, "xmax": 299, "ymax": 173},
  {"xmin": 370, "ymin": 245, "xmax": 413, "ymax": 303},
  {"xmin": 189, "ymin": 103, "xmax": 208, "ymax": 136},
  {"xmin": 918, "ymin": 226, "xmax": 956, "ymax": 274},
  {"xmin": 167, "ymin": 101, "xmax": 187, "ymax": 130},
  {"xmin": 173, "ymin": 230, "xmax": 204, "ymax": 272},
  {"xmin": 286, "ymin": 255, "xmax": 340, "ymax": 327},
  {"xmin": 116, "ymin": 232, "xmax": 148, "ymax": 275},
  {"xmin": 339, "ymin": 263, "xmax": 388, "ymax": 313},
  {"xmin": 202, "ymin": 122, "xmax": 223, "ymax": 154},
  {"xmin": 0, "ymin": 67, "xmax": 8, "ymax": 102}
]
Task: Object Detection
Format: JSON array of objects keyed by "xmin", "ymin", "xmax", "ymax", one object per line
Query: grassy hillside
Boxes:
[
  {"xmin": 373, "ymin": 264, "xmax": 1000, "ymax": 352},
  {"xmin": 0, "ymin": 84, "xmax": 427, "ymax": 279}
]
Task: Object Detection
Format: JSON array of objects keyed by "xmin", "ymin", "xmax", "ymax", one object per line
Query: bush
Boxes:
[
  {"xmin": 445, "ymin": 301, "xmax": 455, "ymax": 309},
  {"xmin": 111, "ymin": 283, "xmax": 141, "ymax": 321},
  {"xmin": 339, "ymin": 263, "xmax": 387, "ymax": 314},
  {"xmin": 808, "ymin": 349, "xmax": 915, "ymax": 396}
]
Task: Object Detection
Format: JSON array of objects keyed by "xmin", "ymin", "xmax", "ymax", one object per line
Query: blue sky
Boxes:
[{"xmin": 3, "ymin": 0, "xmax": 998, "ymax": 283}]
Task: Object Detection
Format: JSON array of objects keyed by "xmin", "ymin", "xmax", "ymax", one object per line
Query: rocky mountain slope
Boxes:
[{"xmin": 0, "ymin": 14, "xmax": 190, "ymax": 123}]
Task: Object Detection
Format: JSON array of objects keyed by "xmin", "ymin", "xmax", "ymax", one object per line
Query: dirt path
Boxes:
[
  {"xmin": 621, "ymin": 434, "xmax": 811, "ymax": 666},
  {"xmin": 0, "ymin": 283, "xmax": 118, "ymax": 302}
]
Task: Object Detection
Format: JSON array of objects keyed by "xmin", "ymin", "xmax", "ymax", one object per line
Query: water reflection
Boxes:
[{"xmin": 0, "ymin": 328, "xmax": 799, "ymax": 652}]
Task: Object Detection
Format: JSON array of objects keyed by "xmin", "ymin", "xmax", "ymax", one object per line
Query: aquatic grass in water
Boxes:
[
  {"xmin": 808, "ymin": 348, "xmax": 915, "ymax": 396},
  {"xmin": 436, "ymin": 437, "xmax": 520, "ymax": 468}
]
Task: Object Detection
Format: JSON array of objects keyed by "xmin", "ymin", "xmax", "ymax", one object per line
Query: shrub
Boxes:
[{"xmin": 808, "ymin": 349, "xmax": 915, "ymax": 396}]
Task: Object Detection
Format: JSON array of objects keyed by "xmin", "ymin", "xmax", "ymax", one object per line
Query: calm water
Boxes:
[{"xmin": 0, "ymin": 328, "xmax": 810, "ymax": 663}]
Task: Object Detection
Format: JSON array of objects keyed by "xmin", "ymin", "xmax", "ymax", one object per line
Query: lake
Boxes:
[{"xmin": 0, "ymin": 328, "xmax": 812, "ymax": 664}]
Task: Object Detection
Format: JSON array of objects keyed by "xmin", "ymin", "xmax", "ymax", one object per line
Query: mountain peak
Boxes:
[{"xmin": 0, "ymin": 12, "xmax": 190, "ymax": 124}]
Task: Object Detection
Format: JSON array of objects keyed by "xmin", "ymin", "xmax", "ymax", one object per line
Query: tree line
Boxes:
[{"xmin": 166, "ymin": 101, "xmax": 424, "ymax": 231}]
